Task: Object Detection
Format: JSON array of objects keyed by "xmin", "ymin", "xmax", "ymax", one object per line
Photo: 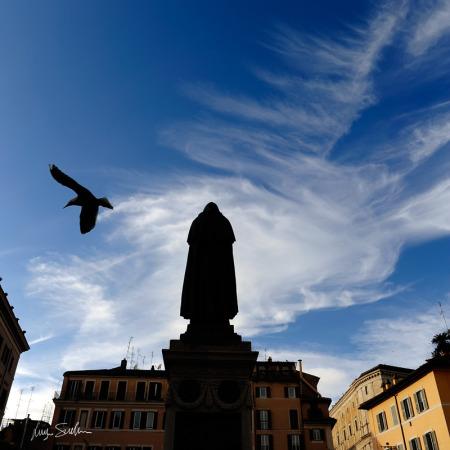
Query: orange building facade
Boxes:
[
  {"xmin": 359, "ymin": 357, "xmax": 450, "ymax": 450},
  {"xmin": 51, "ymin": 359, "xmax": 336, "ymax": 450}
]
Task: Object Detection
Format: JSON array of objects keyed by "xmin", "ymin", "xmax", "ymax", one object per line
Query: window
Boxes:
[
  {"xmin": 401, "ymin": 397, "xmax": 414, "ymax": 420},
  {"xmin": 136, "ymin": 382, "xmax": 146, "ymax": 401},
  {"xmin": 414, "ymin": 389, "xmax": 429, "ymax": 413},
  {"xmin": 133, "ymin": 411, "xmax": 142, "ymax": 429},
  {"xmin": 92, "ymin": 411, "xmax": 106, "ymax": 429},
  {"xmin": 288, "ymin": 434, "xmax": 301, "ymax": 450},
  {"xmin": 310, "ymin": 429, "xmax": 324, "ymax": 441},
  {"xmin": 148, "ymin": 382, "xmax": 162, "ymax": 400},
  {"xmin": 116, "ymin": 381, "xmax": 126, "ymax": 401},
  {"xmin": 111, "ymin": 411, "xmax": 123, "ymax": 429},
  {"xmin": 66, "ymin": 380, "xmax": 81, "ymax": 400},
  {"xmin": 256, "ymin": 386, "xmax": 269, "ymax": 398},
  {"xmin": 289, "ymin": 409, "xmax": 299, "ymax": 429},
  {"xmin": 258, "ymin": 410, "xmax": 270, "ymax": 430},
  {"xmin": 423, "ymin": 431, "xmax": 439, "ymax": 450},
  {"xmin": 99, "ymin": 381, "xmax": 110, "ymax": 400},
  {"xmin": 285, "ymin": 386, "xmax": 298, "ymax": 398},
  {"xmin": 409, "ymin": 437, "xmax": 422, "ymax": 450},
  {"xmin": 84, "ymin": 381, "xmax": 95, "ymax": 399},
  {"xmin": 376, "ymin": 411, "xmax": 388, "ymax": 432},
  {"xmin": 145, "ymin": 411, "xmax": 157, "ymax": 429},
  {"xmin": 79, "ymin": 410, "xmax": 89, "ymax": 428},
  {"xmin": 59, "ymin": 409, "xmax": 76, "ymax": 426},
  {"xmin": 391, "ymin": 404, "xmax": 399, "ymax": 425},
  {"xmin": 259, "ymin": 434, "xmax": 273, "ymax": 450}
]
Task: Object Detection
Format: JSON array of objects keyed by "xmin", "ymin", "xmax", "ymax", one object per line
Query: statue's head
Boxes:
[{"xmin": 203, "ymin": 202, "xmax": 220, "ymax": 213}]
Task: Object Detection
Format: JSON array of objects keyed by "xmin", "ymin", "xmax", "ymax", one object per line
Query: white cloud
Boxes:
[
  {"xmin": 15, "ymin": 1, "xmax": 450, "ymax": 419},
  {"xmin": 408, "ymin": 0, "xmax": 450, "ymax": 56}
]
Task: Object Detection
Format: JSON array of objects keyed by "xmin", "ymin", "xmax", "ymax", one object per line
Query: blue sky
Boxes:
[{"xmin": 2, "ymin": 0, "xmax": 450, "ymax": 419}]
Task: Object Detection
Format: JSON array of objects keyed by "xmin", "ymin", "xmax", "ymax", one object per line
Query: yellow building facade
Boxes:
[
  {"xmin": 360, "ymin": 357, "xmax": 450, "ymax": 450},
  {"xmin": 330, "ymin": 365, "xmax": 412, "ymax": 450}
]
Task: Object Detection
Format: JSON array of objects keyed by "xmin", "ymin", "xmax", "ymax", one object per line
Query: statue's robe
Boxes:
[{"xmin": 180, "ymin": 205, "xmax": 238, "ymax": 323}]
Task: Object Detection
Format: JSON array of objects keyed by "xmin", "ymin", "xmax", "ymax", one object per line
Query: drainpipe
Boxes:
[
  {"xmin": 394, "ymin": 394, "xmax": 407, "ymax": 450},
  {"xmin": 298, "ymin": 360, "xmax": 306, "ymax": 448}
]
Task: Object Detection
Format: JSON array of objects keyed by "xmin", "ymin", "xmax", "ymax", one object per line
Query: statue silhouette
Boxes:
[{"xmin": 180, "ymin": 202, "xmax": 238, "ymax": 329}]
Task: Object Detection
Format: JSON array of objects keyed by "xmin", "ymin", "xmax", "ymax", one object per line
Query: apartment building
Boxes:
[
  {"xmin": 50, "ymin": 358, "xmax": 336, "ymax": 450},
  {"xmin": 359, "ymin": 357, "xmax": 450, "ymax": 450},
  {"xmin": 330, "ymin": 365, "xmax": 413, "ymax": 450},
  {"xmin": 0, "ymin": 282, "xmax": 30, "ymax": 420}
]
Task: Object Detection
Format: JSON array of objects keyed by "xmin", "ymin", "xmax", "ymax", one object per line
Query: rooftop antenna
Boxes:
[
  {"xmin": 264, "ymin": 348, "xmax": 267, "ymax": 361},
  {"xmin": 15, "ymin": 389, "xmax": 24, "ymax": 419},
  {"xmin": 136, "ymin": 348, "xmax": 142, "ymax": 369},
  {"xmin": 130, "ymin": 346, "xmax": 135, "ymax": 368},
  {"xmin": 142, "ymin": 355, "xmax": 146, "ymax": 368},
  {"xmin": 25, "ymin": 387, "xmax": 34, "ymax": 417},
  {"xmin": 125, "ymin": 337, "xmax": 134, "ymax": 360},
  {"xmin": 150, "ymin": 351, "xmax": 154, "ymax": 367},
  {"xmin": 438, "ymin": 302, "xmax": 448, "ymax": 329}
]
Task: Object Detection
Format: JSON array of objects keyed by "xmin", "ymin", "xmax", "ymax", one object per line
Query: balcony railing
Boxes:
[{"xmin": 54, "ymin": 391, "xmax": 164, "ymax": 402}]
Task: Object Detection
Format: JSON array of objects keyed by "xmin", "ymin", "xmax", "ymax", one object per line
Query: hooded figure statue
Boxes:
[{"xmin": 180, "ymin": 202, "xmax": 238, "ymax": 324}]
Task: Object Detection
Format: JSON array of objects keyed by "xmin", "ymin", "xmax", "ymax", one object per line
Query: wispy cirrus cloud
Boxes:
[
  {"xmin": 16, "ymin": 0, "xmax": 450, "ymax": 418},
  {"xmin": 408, "ymin": 0, "xmax": 450, "ymax": 57}
]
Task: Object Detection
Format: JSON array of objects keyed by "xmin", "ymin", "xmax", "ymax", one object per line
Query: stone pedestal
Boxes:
[{"xmin": 162, "ymin": 334, "xmax": 258, "ymax": 450}]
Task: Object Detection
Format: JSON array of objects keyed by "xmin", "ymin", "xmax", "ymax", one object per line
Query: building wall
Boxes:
[
  {"xmin": 365, "ymin": 369, "xmax": 450, "ymax": 450},
  {"xmin": 51, "ymin": 361, "xmax": 336, "ymax": 450},
  {"xmin": 52, "ymin": 373, "xmax": 168, "ymax": 450},
  {"xmin": 0, "ymin": 285, "xmax": 29, "ymax": 420},
  {"xmin": 330, "ymin": 366, "xmax": 412, "ymax": 450}
]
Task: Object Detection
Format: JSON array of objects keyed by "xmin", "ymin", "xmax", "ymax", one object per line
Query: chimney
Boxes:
[
  {"xmin": 298, "ymin": 359, "xmax": 303, "ymax": 375},
  {"xmin": 120, "ymin": 359, "xmax": 127, "ymax": 370}
]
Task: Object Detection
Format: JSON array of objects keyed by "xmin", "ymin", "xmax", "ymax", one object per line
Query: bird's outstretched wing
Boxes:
[
  {"xmin": 49, "ymin": 164, "xmax": 91, "ymax": 195},
  {"xmin": 80, "ymin": 204, "xmax": 99, "ymax": 234}
]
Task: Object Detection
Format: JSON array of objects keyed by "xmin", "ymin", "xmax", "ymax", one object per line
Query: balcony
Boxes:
[{"xmin": 53, "ymin": 390, "xmax": 164, "ymax": 402}]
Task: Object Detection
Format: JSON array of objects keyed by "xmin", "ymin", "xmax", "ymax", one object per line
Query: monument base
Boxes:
[{"xmin": 162, "ymin": 338, "xmax": 258, "ymax": 450}]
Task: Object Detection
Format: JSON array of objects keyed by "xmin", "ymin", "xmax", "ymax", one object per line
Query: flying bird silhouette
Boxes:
[{"xmin": 49, "ymin": 164, "xmax": 113, "ymax": 234}]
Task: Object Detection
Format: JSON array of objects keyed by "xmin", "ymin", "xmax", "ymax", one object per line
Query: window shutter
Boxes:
[
  {"xmin": 156, "ymin": 383, "xmax": 162, "ymax": 399},
  {"xmin": 162, "ymin": 412, "xmax": 166, "ymax": 430},
  {"xmin": 256, "ymin": 436, "xmax": 261, "ymax": 450},
  {"xmin": 401, "ymin": 400, "xmax": 407, "ymax": 420},
  {"xmin": 109, "ymin": 412, "xmax": 114, "ymax": 428},
  {"xmin": 284, "ymin": 387, "xmax": 288, "ymax": 398},
  {"xmin": 269, "ymin": 434, "xmax": 273, "ymax": 450},
  {"xmin": 255, "ymin": 411, "xmax": 261, "ymax": 430},
  {"xmin": 287, "ymin": 435, "xmax": 292, "ymax": 450},
  {"xmin": 408, "ymin": 398, "xmax": 415, "ymax": 417},
  {"xmin": 309, "ymin": 429, "xmax": 313, "ymax": 440},
  {"xmin": 268, "ymin": 410, "xmax": 272, "ymax": 430},
  {"xmin": 320, "ymin": 429, "xmax": 325, "ymax": 441},
  {"xmin": 295, "ymin": 387, "xmax": 299, "ymax": 398},
  {"xmin": 256, "ymin": 387, "xmax": 260, "ymax": 398},
  {"xmin": 91, "ymin": 411, "xmax": 96, "ymax": 428},
  {"xmin": 267, "ymin": 387, "xmax": 271, "ymax": 398},
  {"xmin": 129, "ymin": 412, "xmax": 135, "ymax": 429},
  {"xmin": 413, "ymin": 392, "xmax": 420, "ymax": 412},
  {"xmin": 102, "ymin": 412, "xmax": 107, "ymax": 429},
  {"xmin": 153, "ymin": 412, "xmax": 158, "ymax": 429},
  {"xmin": 422, "ymin": 390, "xmax": 429, "ymax": 410},
  {"xmin": 120, "ymin": 412, "xmax": 124, "ymax": 429}
]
